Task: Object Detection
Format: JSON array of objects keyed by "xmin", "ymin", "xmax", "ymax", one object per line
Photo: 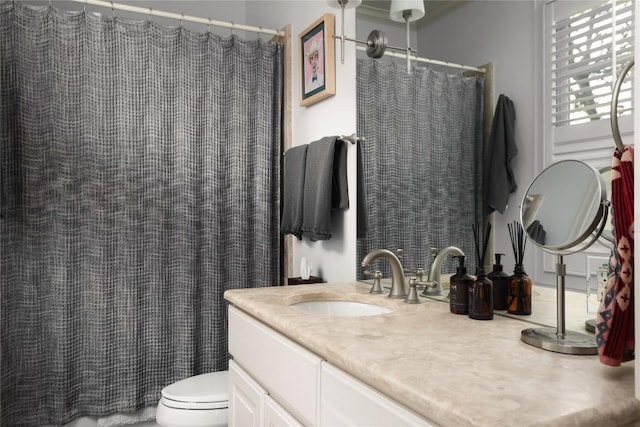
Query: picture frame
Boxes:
[{"xmin": 299, "ymin": 13, "xmax": 335, "ymax": 107}]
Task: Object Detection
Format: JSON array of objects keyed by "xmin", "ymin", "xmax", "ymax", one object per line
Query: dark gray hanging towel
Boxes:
[
  {"xmin": 281, "ymin": 144, "xmax": 308, "ymax": 239},
  {"xmin": 484, "ymin": 94, "xmax": 517, "ymax": 214},
  {"xmin": 333, "ymin": 137, "xmax": 349, "ymax": 210},
  {"xmin": 356, "ymin": 140, "xmax": 369, "ymax": 238},
  {"xmin": 301, "ymin": 136, "xmax": 348, "ymax": 241}
]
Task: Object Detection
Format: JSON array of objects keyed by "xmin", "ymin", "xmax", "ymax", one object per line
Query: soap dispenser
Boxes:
[
  {"xmin": 488, "ymin": 253, "xmax": 509, "ymax": 310},
  {"xmin": 449, "ymin": 255, "xmax": 473, "ymax": 315}
]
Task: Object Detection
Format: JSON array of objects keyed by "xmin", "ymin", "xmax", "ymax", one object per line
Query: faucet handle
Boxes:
[
  {"xmin": 418, "ymin": 280, "xmax": 440, "ymax": 297},
  {"xmin": 406, "ymin": 267, "xmax": 425, "ymax": 281},
  {"xmin": 404, "ymin": 278, "xmax": 422, "ymax": 304},
  {"xmin": 394, "ymin": 248, "xmax": 404, "ymax": 261},
  {"xmin": 369, "ymin": 270, "xmax": 385, "ymax": 294}
]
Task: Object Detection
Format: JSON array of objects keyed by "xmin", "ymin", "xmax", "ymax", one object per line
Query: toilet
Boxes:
[{"xmin": 156, "ymin": 371, "xmax": 229, "ymax": 427}]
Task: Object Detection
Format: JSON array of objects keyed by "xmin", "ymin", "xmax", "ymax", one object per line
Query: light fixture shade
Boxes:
[
  {"xmin": 327, "ymin": 0, "xmax": 362, "ymax": 9},
  {"xmin": 389, "ymin": 0, "xmax": 425, "ymax": 22}
]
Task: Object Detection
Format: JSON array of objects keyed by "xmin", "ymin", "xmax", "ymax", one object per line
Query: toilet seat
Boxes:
[{"xmin": 160, "ymin": 371, "xmax": 229, "ymax": 410}]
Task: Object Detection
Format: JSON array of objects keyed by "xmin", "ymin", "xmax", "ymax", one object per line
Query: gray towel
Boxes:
[
  {"xmin": 281, "ymin": 144, "xmax": 308, "ymax": 239},
  {"xmin": 301, "ymin": 136, "xmax": 348, "ymax": 241},
  {"xmin": 333, "ymin": 138, "xmax": 349, "ymax": 210},
  {"xmin": 356, "ymin": 140, "xmax": 369, "ymax": 238},
  {"xmin": 485, "ymin": 94, "xmax": 517, "ymax": 214},
  {"xmin": 526, "ymin": 220, "xmax": 546, "ymax": 245}
]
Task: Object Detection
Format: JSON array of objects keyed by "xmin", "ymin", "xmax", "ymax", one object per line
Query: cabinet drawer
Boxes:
[
  {"xmin": 228, "ymin": 305, "xmax": 321, "ymax": 426},
  {"xmin": 320, "ymin": 362, "xmax": 433, "ymax": 426}
]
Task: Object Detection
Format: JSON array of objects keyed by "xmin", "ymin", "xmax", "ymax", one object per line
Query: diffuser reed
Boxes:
[
  {"xmin": 507, "ymin": 221, "xmax": 532, "ymax": 315},
  {"xmin": 472, "ymin": 222, "xmax": 492, "ymax": 273},
  {"xmin": 469, "ymin": 222, "xmax": 493, "ymax": 320},
  {"xmin": 508, "ymin": 221, "xmax": 528, "ymax": 268}
]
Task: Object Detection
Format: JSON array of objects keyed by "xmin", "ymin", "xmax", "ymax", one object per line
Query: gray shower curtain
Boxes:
[
  {"xmin": 356, "ymin": 59, "xmax": 484, "ymax": 277},
  {"xmin": 0, "ymin": 2, "xmax": 282, "ymax": 426}
]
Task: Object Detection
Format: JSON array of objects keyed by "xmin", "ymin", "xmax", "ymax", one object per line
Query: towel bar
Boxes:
[
  {"xmin": 338, "ymin": 134, "xmax": 365, "ymax": 144},
  {"xmin": 610, "ymin": 60, "xmax": 633, "ymax": 153}
]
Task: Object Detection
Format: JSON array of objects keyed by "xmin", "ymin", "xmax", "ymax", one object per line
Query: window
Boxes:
[
  {"xmin": 540, "ymin": 0, "xmax": 634, "ymax": 286},
  {"xmin": 544, "ymin": 0, "xmax": 634, "ymax": 164}
]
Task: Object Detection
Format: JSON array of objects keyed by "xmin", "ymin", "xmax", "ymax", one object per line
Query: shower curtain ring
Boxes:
[
  {"xmin": 180, "ymin": 13, "xmax": 184, "ymax": 27},
  {"xmin": 230, "ymin": 22, "xmax": 234, "ymax": 35},
  {"xmin": 208, "ymin": 18, "xmax": 212, "ymax": 33},
  {"xmin": 148, "ymin": 7, "xmax": 152, "ymax": 21}
]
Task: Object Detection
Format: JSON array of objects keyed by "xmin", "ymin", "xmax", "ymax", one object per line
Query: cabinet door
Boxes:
[
  {"xmin": 264, "ymin": 395, "xmax": 303, "ymax": 427},
  {"xmin": 229, "ymin": 360, "xmax": 264, "ymax": 427},
  {"xmin": 320, "ymin": 362, "xmax": 434, "ymax": 427}
]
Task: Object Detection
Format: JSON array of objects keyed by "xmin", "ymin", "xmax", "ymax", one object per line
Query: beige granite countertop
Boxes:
[{"xmin": 224, "ymin": 282, "xmax": 640, "ymax": 427}]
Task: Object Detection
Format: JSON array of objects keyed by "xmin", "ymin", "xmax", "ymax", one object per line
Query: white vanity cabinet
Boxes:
[
  {"xmin": 228, "ymin": 305, "xmax": 432, "ymax": 427},
  {"xmin": 228, "ymin": 306, "xmax": 320, "ymax": 426}
]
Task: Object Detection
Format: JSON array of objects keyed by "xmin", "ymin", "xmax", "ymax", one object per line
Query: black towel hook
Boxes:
[{"xmin": 610, "ymin": 60, "xmax": 634, "ymax": 153}]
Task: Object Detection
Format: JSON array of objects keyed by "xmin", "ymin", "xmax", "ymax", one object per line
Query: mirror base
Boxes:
[{"xmin": 521, "ymin": 327, "xmax": 597, "ymax": 355}]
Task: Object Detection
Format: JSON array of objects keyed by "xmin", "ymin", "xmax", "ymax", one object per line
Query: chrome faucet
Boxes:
[
  {"xmin": 361, "ymin": 249, "xmax": 407, "ymax": 299},
  {"xmin": 394, "ymin": 248, "xmax": 425, "ymax": 281},
  {"xmin": 422, "ymin": 246, "xmax": 464, "ymax": 296}
]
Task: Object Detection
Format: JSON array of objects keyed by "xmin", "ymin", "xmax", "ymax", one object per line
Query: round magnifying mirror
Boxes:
[
  {"xmin": 520, "ymin": 160, "xmax": 608, "ymax": 255},
  {"xmin": 519, "ymin": 159, "xmax": 609, "ymax": 355}
]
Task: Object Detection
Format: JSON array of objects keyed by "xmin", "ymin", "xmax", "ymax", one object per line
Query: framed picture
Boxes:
[{"xmin": 299, "ymin": 13, "xmax": 335, "ymax": 107}]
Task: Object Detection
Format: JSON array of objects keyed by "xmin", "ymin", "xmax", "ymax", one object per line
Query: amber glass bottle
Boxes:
[
  {"xmin": 508, "ymin": 264, "xmax": 532, "ymax": 315},
  {"xmin": 488, "ymin": 253, "xmax": 510, "ymax": 310},
  {"xmin": 469, "ymin": 268, "xmax": 493, "ymax": 320}
]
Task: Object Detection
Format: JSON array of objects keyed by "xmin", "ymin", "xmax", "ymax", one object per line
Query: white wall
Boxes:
[{"xmin": 248, "ymin": 1, "xmax": 359, "ymax": 283}]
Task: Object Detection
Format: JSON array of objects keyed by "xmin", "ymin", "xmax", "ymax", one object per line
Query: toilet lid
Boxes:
[{"xmin": 162, "ymin": 371, "xmax": 229, "ymax": 405}]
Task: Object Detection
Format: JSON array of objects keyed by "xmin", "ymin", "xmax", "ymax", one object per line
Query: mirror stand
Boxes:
[{"xmin": 521, "ymin": 255, "xmax": 597, "ymax": 355}]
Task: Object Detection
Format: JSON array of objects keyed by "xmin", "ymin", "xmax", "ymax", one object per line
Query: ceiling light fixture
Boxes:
[
  {"xmin": 327, "ymin": 0, "xmax": 362, "ymax": 64},
  {"xmin": 389, "ymin": 0, "xmax": 425, "ymax": 73}
]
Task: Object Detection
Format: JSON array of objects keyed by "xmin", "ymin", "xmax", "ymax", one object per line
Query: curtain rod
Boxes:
[
  {"xmin": 356, "ymin": 45, "xmax": 485, "ymax": 73},
  {"xmin": 67, "ymin": 0, "xmax": 285, "ymax": 37}
]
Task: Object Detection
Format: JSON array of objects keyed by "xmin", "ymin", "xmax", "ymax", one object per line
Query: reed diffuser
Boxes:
[
  {"xmin": 469, "ymin": 222, "xmax": 493, "ymax": 320},
  {"xmin": 507, "ymin": 221, "xmax": 531, "ymax": 315}
]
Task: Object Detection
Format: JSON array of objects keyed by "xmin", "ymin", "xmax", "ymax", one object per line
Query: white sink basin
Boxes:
[{"xmin": 290, "ymin": 300, "xmax": 392, "ymax": 317}]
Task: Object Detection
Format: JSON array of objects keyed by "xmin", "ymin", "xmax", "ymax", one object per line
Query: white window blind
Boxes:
[{"xmin": 549, "ymin": 0, "xmax": 634, "ymax": 128}]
